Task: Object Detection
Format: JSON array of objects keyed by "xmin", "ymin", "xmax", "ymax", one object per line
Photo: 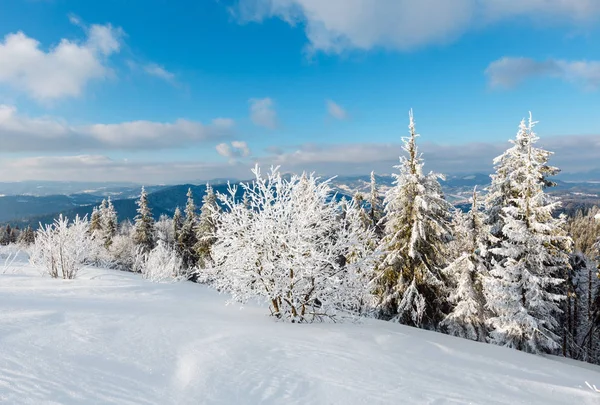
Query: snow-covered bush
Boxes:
[
  {"xmin": 30, "ymin": 215, "xmax": 93, "ymax": 279},
  {"xmin": 140, "ymin": 241, "xmax": 184, "ymax": 282},
  {"xmin": 208, "ymin": 165, "xmax": 377, "ymax": 322}
]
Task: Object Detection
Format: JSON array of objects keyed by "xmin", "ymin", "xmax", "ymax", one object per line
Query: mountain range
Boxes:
[{"xmin": 1, "ymin": 173, "xmax": 599, "ymax": 228}]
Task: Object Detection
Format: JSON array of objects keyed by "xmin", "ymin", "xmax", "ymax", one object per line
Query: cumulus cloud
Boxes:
[
  {"xmin": 234, "ymin": 0, "xmax": 600, "ymax": 53},
  {"xmin": 0, "ymin": 104, "xmax": 234, "ymax": 151},
  {"xmin": 249, "ymin": 97, "xmax": 277, "ymax": 129},
  {"xmin": 486, "ymin": 57, "xmax": 600, "ymax": 89},
  {"xmin": 216, "ymin": 141, "xmax": 251, "ymax": 159},
  {"xmin": 0, "ymin": 23, "xmax": 123, "ymax": 100},
  {"xmin": 326, "ymin": 100, "xmax": 348, "ymax": 120}
]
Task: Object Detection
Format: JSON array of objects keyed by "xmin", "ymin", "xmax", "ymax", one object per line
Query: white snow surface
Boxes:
[{"xmin": 1, "ymin": 251, "xmax": 600, "ymax": 404}]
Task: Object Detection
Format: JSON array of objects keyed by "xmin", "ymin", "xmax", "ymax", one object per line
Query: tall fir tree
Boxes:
[
  {"xmin": 173, "ymin": 207, "xmax": 183, "ymax": 248},
  {"xmin": 195, "ymin": 184, "xmax": 220, "ymax": 269},
  {"xmin": 484, "ymin": 114, "xmax": 572, "ymax": 354},
  {"xmin": 89, "ymin": 207, "xmax": 102, "ymax": 235},
  {"xmin": 369, "ymin": 171, "xmax": 384, "ymax": 238},
  {"xmin": 100, "ymin": 197, "xmax": 118, "ymax": 248},
  {"xmin": 441, "ymin": 188, "xmax": 489, "ymax": 341},
  {"xmin": 178, "ymin": 188, "xmax": 199, "ymax": 270},
  {"xmin": 133, "ymin": 186, "xmax": 155, "ymax": 254},
  {"xmin": 374, "ymin": 110, "xmax": 453, "ymax": 328}
]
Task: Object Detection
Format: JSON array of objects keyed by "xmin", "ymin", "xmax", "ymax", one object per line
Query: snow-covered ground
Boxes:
[{"xmin": 1, "ymin": 249, "xmax": 600, "ymax": 404}]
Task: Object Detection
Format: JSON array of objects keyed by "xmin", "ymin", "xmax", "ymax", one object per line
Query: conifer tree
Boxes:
[
  {"xmin": 442, "ymin": 188, "xmax": 488, "ymax": 341},
  {"xmin": 89, "ymin": 207, "xmax": 102, "ymax": 235},
  {"xmin": 173, "ymin": 207, "xmax": 183, "ymax": 246},
  {"xmin": 374, "ymin": 110, "xmax": 453, "ymax": 328},
  {"xmin": 133, "ymin": 187, "xmax": 155, "ymax": 254},
  {"xmin": 17, "ymin": 226, "xmax": 35, "ymax": 245},
  {"xmin": 178, "ymin": 188, "xmax": 198, "ymax": 270},
  {"xmin": 484, "ymin": 114, "xmax": 572, "ymax": 354},
  {"xmin": 101, "ymin": 197, "xmax": 118, "ymax": 248},
  {"xmin": 369, "ymin": 171, "xmax": 384, "ymax": 238},
  {"xmin": 195, "ymin": 184, "xmax": 220, "ymax": 269}
]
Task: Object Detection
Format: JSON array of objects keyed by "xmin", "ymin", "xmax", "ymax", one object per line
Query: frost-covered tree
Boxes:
[
  {"xmin": 442, "ymin": 188, "xmax": 488, "ymax": 341},
  {"xmin": 177, "ymin": 188, "xmax": 198, "ymax": 271},
  {"xmin": 89, "ymin": 207, "xmax": 102, "ymax": 235},
  {"xmin": 195, "ymin": 184, "xmax": 220, "ymax": 269},
  {"xmin": 209, "ymin": 165, "xmax": 377, "ymax": 322},
  {"xmin": 141, "ymin": 240, "xmax": 184, "ymax": 283},
  {"xmin": 369, "ymin": 171, "xmax": 384, "ymax": 238},
  {"xmin": 564, "ymin": 252, "xmax": 600, "ymax": 362},
  {"xmin": 30, "ymin": 215, "xmax": 93, "ymax": 279},
  {"xmin": 17, "ymin": 226, "xmax": 35, "ymax": 246},
  {"xmin": 155, "ymin": 214, "xmax": 176, "ymax": 247},
  {"xmin": 133, "ymin": 187, "xmax": 155, "ymax": 254},
  {"xmin": 484, "ymin": 114, "xmax": 572, "ymax": 354},
  {"xmin": 172, "ymin": 207, "xmax": 182, "ymax": 246},
  {"xmin": 374, "ymin": 111, "xmax": 453, "ymax": 328},
  {"xmin": 100, "ymin": 197, "xmax": 118, "ymax": 248}
]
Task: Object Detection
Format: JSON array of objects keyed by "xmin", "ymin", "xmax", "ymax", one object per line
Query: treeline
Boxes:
[{"xmin": 17, "ymin": 111, "xmax": 600, "ymax": 365}]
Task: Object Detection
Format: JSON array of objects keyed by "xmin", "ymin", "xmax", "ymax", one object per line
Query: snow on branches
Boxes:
[
  {"xmin": 208, "ymin": 165, "xmax": 377, "ymax": 322},
  {"xmin": 375, "ymin": 110, "xmax": 453, "ymax": 328},
  {"xmin": 30, "ymin": 215, "xmax": 93, "ymax": 279}
]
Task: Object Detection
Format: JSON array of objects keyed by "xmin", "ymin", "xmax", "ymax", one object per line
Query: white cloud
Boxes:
[
  {"xmin": 0, "ymin": 23, "xmax": 123, "ymax": 100},
  {"xmin": 249, "ymin": 97, "xmax": 277, "ymax": 129},
  {"xmin": 143, "ymin": 63, "xmax": 176, "ymax": 83},
  {"xmin": 0, "ymin": 104, "xmax": 234, "ymax": 151},
  {"xmin": 0, "ymin": 154, "xmax": 249, "ymax": 183},
  {"xmin": 2, "ymin": 133, "xmax": 599, "ymax": 182},
  {"xmin": 486, "ymin": 57, "xmax": 600, "ymax": 89},
  {"xmin": 216, "ymin": 141, "xmax": 251, "ymax": 159},
  {"xmin": 326, "ymin": 100, "xmax": 348, "ymax": 120},
  {"xmin": 234, "ymin": 0, "xmax": 600, "ymax": 53}
]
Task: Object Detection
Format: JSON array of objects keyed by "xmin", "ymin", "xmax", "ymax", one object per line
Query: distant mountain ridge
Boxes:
[{"xmin": 2, "ymin": 173, "xmax": 600, "ymax": 228}]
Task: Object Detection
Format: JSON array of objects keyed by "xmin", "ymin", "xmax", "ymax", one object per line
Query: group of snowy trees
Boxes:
[{"xmin": 11, "ymin": 110, "xmax": 600, "ymax": 363}]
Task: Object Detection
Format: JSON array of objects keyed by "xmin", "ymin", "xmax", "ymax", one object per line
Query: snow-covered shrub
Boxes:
[
  {"xmin": 209, "ymin": 165, "xmax": 377, "ymax": 322},
  {"xmin": 30, "ymin": 215, "xmax": 92, "ymax": 279},
  {"xmin": 140, "ymin": 241, "xmax": 184, "ymax": 282}
]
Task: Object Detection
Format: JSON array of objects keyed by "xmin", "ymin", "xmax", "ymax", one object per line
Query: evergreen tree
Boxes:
[
  {"xmin": 442, "ymin": 188, "xmax": 488, "ymax": 341},
  {"xmin": 195, "ymin": 184, "xmax": 220, "ymax": 269},
  {"xmin": 133, "ymin": 187, "xmax": 155, "ymax": 254},
  {"xmin": 89, "ymin": 207, "xmax": 102, "ymax": 235},
  {"xmin": 100, "ymin": 197, "xmax": 118, "ymax": 248},
  {"xmin": 173, "ymin": 207, "xmax": 183, "ymax": 246},
  {"xmin": 369, "ymin": 171, "xmax": 384, "ymax": 238},
  {"xmin": 374, "ymin": 111, "xmax": 453, "ymax": 328},
  {"xmin": 17, "ymin": 226, "xmax": 35, "ymax": 245},
  {"xmin": 484, "ymin": 114, "xmax": 572, "ymax": 354},
  {"xmin": 178, "ymin": 188, "xmax": 198, "ymax": 271}
]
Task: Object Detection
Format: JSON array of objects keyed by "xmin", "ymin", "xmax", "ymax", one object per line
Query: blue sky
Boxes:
[{"xmin": 0, "ymin": 0, "xmax": 599, "ymax": 183}]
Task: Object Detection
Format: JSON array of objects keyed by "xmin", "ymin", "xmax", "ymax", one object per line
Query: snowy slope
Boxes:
[{"xmin": 1, "ymin": 256, "xmax": 600, "ymax": 404}]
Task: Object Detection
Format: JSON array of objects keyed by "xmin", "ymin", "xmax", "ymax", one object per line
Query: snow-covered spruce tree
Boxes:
[
  {"xmin": 195, "ymin": 184, "xmax": 220, "ymax": 270},
  {"xmin": 30, "ymin": 215, "xmax": 93, "ymax": 279},
  {"xmin": 133, "ymin": 187, "xmax": 155, "ymax": 254},
  {"xmin": 177, "ymin": 188, "xmax": 198, "ymax": 271},
  {"xmin": 369, "ymin": 171, "xmax": 384, "ymax": 238},
  {"xmin": 155, "ymin": 214, "xmax": 176, "ymax": 247},
  {"xmin": 89, "ymin": 207, "xmax": 102, "ymax": 235},
  {"xmin": 484, "ymin": 114, "xmax": 572, "ymax": 354},
  {"xmin": 374, "ymin": 111, "xmax": 453, "ymax": 328},
  {"xmin": 17, "ymin": 226, "xmax": 35, "ymax": 246},
  {"xmin": 209, "ymin": 165, "xmax": 377, "ymax": 322},
  {"xmin": 564, "ymin": 252, "xmax": 600, "ymax": 362},
  {"xmin": 441, "ymin": 188, "xmax": 489, "ymax": 341},
  {"xmin": 100, "ymin": 197, "xmax": 118, "ymax": 248},
  {"xmin": 172, "ymin": 207, "xmax": 182, "ymax": 246}
]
